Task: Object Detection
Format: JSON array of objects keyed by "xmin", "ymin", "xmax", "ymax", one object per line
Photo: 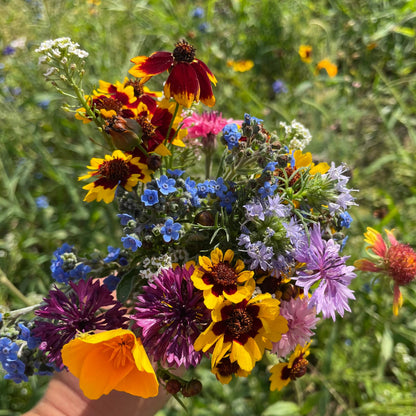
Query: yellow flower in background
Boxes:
[
  {"xmin": 269, "ymin": 342, "xmax": 310, "ymax": 391},
  {"xmin": 316, "ymin": 59, "xmax": 338, "ymax": 78},
  {"xmin": 227, "ymin": 59, "xmax": 254, "ymax": 72},
  {"xmin": 298, "ymin": 45, "xmax": 312, "ymax": 63},
  {"xmin": 61, "ymin": 329, "xmax": 159, "ymax": 399}
]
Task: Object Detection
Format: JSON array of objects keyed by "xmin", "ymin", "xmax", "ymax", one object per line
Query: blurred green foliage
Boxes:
[{"xmin": 1, "ymin": 0, "xmax": 416, "ymax": 414}]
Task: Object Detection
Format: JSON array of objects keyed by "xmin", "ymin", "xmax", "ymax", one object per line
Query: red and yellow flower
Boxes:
[
  {"xmin": 194, "ymin": 294, "xmax": 288, "ymax": 372},
  {"xmin": 75, "ymin": 84, "xmax": 137, "ymax": 124},
  {"xmin": 355, "ymin": 227, "xmax": 416, "ymax": 315},
  {"xmin": 79, "ymin": 150, "xmax": 152, "ymax": 203},
  {"xmin": 191, "ymin": 247, "xmax": 256, "ymax": 309},
  {"xmin": 61, "ymin": 328, "xmax": 158, "ymax": 399},
  {"xmin": 269, "ymin": 342, "xmax": 310, "ymax": 391},
  {"xmin": 211, "ymin": 355, "xmax": 250, "ymax": 384},
  {"xmin": 129, "ymin": 40, "xmax": 216, "ymax": 108}
]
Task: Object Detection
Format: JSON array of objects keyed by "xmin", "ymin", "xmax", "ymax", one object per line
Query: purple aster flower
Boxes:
[
  {"xmin": 157, "ymin": 175, "xmax": 176, "ymax": 195},
  {"xmin": 161, "ymin": 218, "xmax": 182, "ymax": 243},
  {"xmin": 243, "ymin": 201, "xmax": 265, "ymax": 220},
  {"xmin": 33, "ymin": 279, "xmax": 128, "ymax": 368},
  {"xmin": 132, "ymin": 265, "xmax": 210, "ymax": 368},
  {"xmin": 247, "ymin": 241, "xmax": 274, "ymax": 270},
  {"xmin": 265, "ymin": 195, "xmax": 290, "ymax": 217},
  {"xmin": 293, "ymin": 224, "xmax": 356, "ymax": 321},
  {"xmin": 272, "ymin": 297, "xmax": 319, "ymax": 357}
]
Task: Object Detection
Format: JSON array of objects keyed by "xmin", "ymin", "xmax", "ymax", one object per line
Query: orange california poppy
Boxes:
[{"xmin": 61, "ymin": 328, "xmax": 159, "ymax": 399}]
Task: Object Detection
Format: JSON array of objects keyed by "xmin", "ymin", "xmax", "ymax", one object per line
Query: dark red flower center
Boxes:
[
  {"xmin": 216, "ymin": 357, "xmax": 240, "ymax": 377},
  {"xmin": 98, "ymin": 158, "xmax": 130, "ymax": 182},
  {"xmin": 206, "ymin": 262, "xmax": 238, "ymax": 287},
  {"xmin": 94, "ymin": 96, "xmax": 123, "ymax": 114},
  {"xmin": 172, "ymin": 40, "xmax": 196, "ymax": 63},
  {"xmin": 136, "ymin": 115, "xmax": 157, "ymax": 137},
  {"xmin": 386, "ymin": 244, "xmax": 416, "ymax": 285},
  {"xmin": 125, "ymin": 79, "xmax": 145, "ymax": 97},
  {"xmin": 226, "ymin": 308, "xmax": 254, "ymax": 338},
  {"xmin": 281, "ymin": 355, "xmax": 309, "ymax": 381}
]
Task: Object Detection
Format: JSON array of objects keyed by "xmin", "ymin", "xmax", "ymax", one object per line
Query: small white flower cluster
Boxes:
[
  {"xmin": 279, "ymin": 119, "xmax": 312, "ymax": 150},
  {"xmin": 35, "ymin": 37, "xmax": 88, "ymax": 64},
  {"xmin": 139, "ymin": 253, "xmax": 173, "ymax": 281}
]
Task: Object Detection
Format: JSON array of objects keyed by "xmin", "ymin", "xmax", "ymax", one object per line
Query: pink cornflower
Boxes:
[{"xmin": 272, "ymin": 296, "xmax": 319, "ymax": 357}]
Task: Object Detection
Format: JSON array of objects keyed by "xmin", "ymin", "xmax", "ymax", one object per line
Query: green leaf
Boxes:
[
  {"xmin": 116, "ymin": 269, "xmax": 137, "ymax": 303},
  {"xmin": 262, "ymin": 401, "xmax": 301, "ymax": 416}
]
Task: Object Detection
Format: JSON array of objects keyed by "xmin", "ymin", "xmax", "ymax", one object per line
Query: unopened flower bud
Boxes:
[
  {"xmin": 166, "ymin": 379, "xmax": 182, "ymax": 395},
  {"xmin": 195, "ymin": 211, "xmax": 214, "ymax": 226},
  {"xmin": 181, "ymin": 379, "xmax": 202, "ymax": 397},
  {"xmin": 105, "ymin": 116, "xmax": 142, "ymax": 151}
]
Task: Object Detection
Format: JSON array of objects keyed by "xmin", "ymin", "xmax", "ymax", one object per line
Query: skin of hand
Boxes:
[{"xmin": 22, "ymin": 370, "xmax": 170, "ymax": 416}]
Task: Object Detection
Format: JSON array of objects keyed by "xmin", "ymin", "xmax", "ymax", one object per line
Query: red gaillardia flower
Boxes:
[
  {"xmin": 129, "ymin": 40, "xmax": 217, "ymax": 108},
  {"xmin": 355, "ymin": 227, "xmax": 416, "ymax": 315},
  {"xmin": 79, "ymin": 150, "xmax": 152, "ymax": 203}
]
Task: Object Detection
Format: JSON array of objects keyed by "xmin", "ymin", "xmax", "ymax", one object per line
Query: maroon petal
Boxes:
[
  {"xmin": 129, "ymin": 51, "xmax": 173, "ymax": 77},
  {"xmin": 164, "ymin": 63, "xmax": 199, "ymax": 108}
]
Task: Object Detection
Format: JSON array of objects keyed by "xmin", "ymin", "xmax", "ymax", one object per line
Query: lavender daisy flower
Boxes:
[
  {"xmin": 293, "ymin": 224, "xmax": 356, "ymax": 321},
  {"xmin": 33, "ymin": 279, "xmax": 128, "ymax": 368},
  {"xmin": 272, "ymin": 297, "xmax": 319, "ymax": 357},
  {"xmin": 132, "ymin": 265, "xmax": 210, "ymax": 369},
  {"xmin": 247, "ymin": 241, "xmax": 274, "ymax": 270}
]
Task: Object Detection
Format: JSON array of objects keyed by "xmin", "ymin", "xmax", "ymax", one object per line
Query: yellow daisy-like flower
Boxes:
[
  {"xmin": 227, "ymin": 59, "xmax": 254, "ymax": 72},
  {"xmin": 75, "ymin": 81, "xmax": 138, "ymax": 124},
  {"xmin": 191, "ymin": 247, "xmax": 255, "ymax": 309},
  {"xmin": 211, "ymin": 355, "xmax": 250, "ymax": 384},
  {"xmin": 316, "ymin": 59, "xmax": 338, "ymax": 78},
  {"xmin": 298, "ymin": 45, "xmax": 312, "ymax": 63},
  {"xmin": 269, "ymin": 342, "xmax": 310, "ymax": 391},
  {"xmin": 292, "ymin": 149, "xmax": 330, "ymax": 175},
  {"xmin": 78, "ymin": 150, "xmax": 152, "ymax": 203},
  {"xmin": 194, "ymin": 293, "xmax": 288, "ymax": 372},
  {"xmin": 61, "ymin": 328, "xmax": 159, "ymax": 400}
]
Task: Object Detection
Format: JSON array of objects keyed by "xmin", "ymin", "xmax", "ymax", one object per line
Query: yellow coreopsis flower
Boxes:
[
  {"xmin": 269, "ymin": 342, "xmax": 310, "ymax": 391},
  {"xmin": 78, "ymin": 150, "xmax": 152, "ymax": 203},
  {"xmin": 61, "ymin": 328, "xmax": 159, "ymax": 399},
  {"xmin": 191, "ymin": 247, "xmax": 255, "ymax": 309},
  {"xmin": 194, "ymin": 293, "xmax": 288, "ymax": 372}
]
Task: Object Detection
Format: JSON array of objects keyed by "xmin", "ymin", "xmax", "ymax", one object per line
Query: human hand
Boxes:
[{"xmin": 22, "ymin": 370, "xmax": 170, "ymax": 416}]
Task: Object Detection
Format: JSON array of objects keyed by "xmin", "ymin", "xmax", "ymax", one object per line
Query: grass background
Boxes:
[{"xmin": 1, "ymin": 0, "xmax": 416, "ymax": 414}]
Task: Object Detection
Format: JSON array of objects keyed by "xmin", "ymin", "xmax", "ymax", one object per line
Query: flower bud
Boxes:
[
  {"xmin": 181, "ymin": 379, "xmax": 202, "ymax": 397},
  {"xmin": 166, "ymin": 379, "xmax": 182, "ymax": 395}
]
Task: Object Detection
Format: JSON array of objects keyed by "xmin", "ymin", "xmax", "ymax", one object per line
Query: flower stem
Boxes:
[{"xmin": 0, "ymin": 268, "xmax": 33, "ymax": 306}]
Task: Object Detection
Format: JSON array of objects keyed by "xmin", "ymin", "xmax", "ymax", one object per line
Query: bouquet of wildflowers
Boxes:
[{"xmin": 0, "ymin": 38, "xmax": 359, "ymax": 402}]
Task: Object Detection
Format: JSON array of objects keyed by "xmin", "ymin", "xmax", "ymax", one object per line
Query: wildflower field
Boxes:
[{"xmin": 1, "ymin": 0, "xmax": 416, "ymax": 415}]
